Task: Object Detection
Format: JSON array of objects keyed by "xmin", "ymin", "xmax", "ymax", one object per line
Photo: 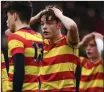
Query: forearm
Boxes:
[
  {"xmin": 58, "ymin": 14, "xmax": 77, "ymax": 31},
  {"xmin": 29, "ymin": 10, "xmax": 46, "ymax": 25},
  {"xmin": 29, "ymin": 15, "xmax": 40, "ymax": 25},
  {"xmin": 58, "ymin": 15, "xmax": 79, "ymax": 45},
  {"xmin": 13, "ymin": 54, "xmax": 25, "ymax": 92}
]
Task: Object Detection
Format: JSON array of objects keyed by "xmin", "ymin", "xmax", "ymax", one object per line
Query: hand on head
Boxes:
[
  {"xmin": 92, "ymin": 32, "xmax": 103, "ymax": 40},
  {"xmin": 78, "ymin": 32, "xmax": 103, "ymax": 48}
]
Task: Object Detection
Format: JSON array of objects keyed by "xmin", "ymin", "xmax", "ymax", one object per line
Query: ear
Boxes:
[
  {"xmin": 57, "ymin": 23, "xmax": 62, "ymax": 29},
  {"xmin": 13, "ymin": 13, "xmax": 18, "ymax": 21}
]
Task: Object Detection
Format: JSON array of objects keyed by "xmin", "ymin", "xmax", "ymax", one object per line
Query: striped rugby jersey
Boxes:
[
  {"xmin": 1, "ymin": 52, "xmax": 9, "ymax": 92},
  {"xmin": 8, "ymin": 28, "xmax": 43, "ymax": 92},
  {"xmin": 79, "ymin": 57, "xmax": 104, "ymax": 92},
  {"xmin": 39, "ymin": 36, "xmax": 79, "ymax": 92}
]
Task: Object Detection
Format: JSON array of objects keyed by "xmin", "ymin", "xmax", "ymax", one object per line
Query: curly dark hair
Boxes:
[{"xmin": 40, "ymin": 5, "xmax": 63, "ymax": 22}]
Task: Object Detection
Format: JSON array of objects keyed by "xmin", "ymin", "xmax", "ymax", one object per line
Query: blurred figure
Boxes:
[
  {"xmin": 78, "ymin": 32, "xmax": 104, "ymax": 92},
  {"xmin": 2, "ymin": 29, "xmax": 12, "ymax": 50},
  {"xmin": 1, "ymin": 50, "xmax": 9, "ymax": 92},
  {"xmin": 1, "ymin": 29, "xmax": 12, "ymax": 92}
]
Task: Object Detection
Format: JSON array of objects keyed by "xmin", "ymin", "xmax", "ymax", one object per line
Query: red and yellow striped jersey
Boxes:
[
  {"xmin": 1, "ymin": 52, "xmax": 9, "ymax": 92},
  {"xmin": 8, "ymin": 28, "xmax": 43, "ymax": 92},
  {"xmin": 79, "ymin": 57, "xmax": 104, "ymax": 92},
  {"xmin": 40, "ymin": 36, "xmax": 79, "ymax": 92}
]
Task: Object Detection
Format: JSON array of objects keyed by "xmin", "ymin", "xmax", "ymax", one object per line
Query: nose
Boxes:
[
  {"xmin": 86, "ymin": 45, "xmax": 91, "ymax": 51},
  {"xmin": 42, "ymin": 24, "xmax": 47, "ymax": 30}
]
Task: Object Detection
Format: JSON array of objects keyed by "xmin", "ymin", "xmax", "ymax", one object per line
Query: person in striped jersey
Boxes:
[
  {"xmin": 1, "ymin": 50, "xmax": 9, "ymax": 92},
  {"xmin": 1, "ymin": 28, "xmax": 12, "ymax": 92},
  {"xmin": 30, "ymin": 5, "xmax": 80, "ymax": 92},
  {"xmin": 78, "ymin": 32, "xmax": 104, "ymax": 92},
  {"xmin": 4, "ymin": 1, "xmax": 43, "ymax": 92}
]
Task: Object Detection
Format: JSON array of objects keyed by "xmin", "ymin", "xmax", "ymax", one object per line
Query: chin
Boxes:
[
  {"xmin": 87, "ymin": 55, "xmax": 92, "ymax": 58},
  {"xmin": 88, "ymin": 56, "xmax": 94, "ymax": 59},
  {"xmin": 44, "ymin": 36, "xmax": 51, "ymax": 39}
]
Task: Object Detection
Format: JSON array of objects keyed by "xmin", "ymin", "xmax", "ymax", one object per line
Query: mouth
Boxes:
[
  {"xmin": 43, "ymin": 31, "xmax": 49, "ymax": 35},
  {"xmin": 87, "ymin": 52, "xmax": 92, "ymax": 55}
]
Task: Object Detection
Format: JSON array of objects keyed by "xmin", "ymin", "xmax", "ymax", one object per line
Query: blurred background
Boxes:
[
  {"xmin": 1, "ymin": 1, "xmax": 104, "ymax": 71},
  {"xmin": 1, "ymin": 1, "xmax": 104, "ymax": 37}
]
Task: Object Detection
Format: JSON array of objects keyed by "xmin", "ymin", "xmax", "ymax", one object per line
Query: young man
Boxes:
[
  {"xmin": 78, "ymin": 32, "xmax": 104, "ymax": 92},
  {"xmin": 30, "ymin": 5, "xmax": 80, "ymax": 92},
  {"xmin": 4, "ymin": 1, "xmax": 43, "ymax": 92}
]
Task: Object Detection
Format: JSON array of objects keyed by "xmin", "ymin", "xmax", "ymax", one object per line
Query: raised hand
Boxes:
[
  {"xmin": 78, "ymin": 33, "xmax": 94, "ymax": 48},
  {"xmin": 30, "ymin": 9, "xmax": 47, "ymax": 24},
  {"xmin": 92, "ymin": 32, "xmax": 103, "ymax": 39},
  {"xmin": 47, "ymin": 7, "xmax": 63, "ymax": 18}
]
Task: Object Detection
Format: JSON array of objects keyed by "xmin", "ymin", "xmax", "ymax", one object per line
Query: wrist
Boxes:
[{"xmin": 56, "ymin": 13, "xmax": 63, "ymax": 20}]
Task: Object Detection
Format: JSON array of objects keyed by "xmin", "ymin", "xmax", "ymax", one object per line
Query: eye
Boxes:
[
  {"xmin": 40, "ymin": 22, "xmax": 44, "ymax": 26},
  {"xmin": 91, "ymin": 44, "xmax": 96, "ymax": 47},
  {"xmin": 47, "ymin": 20, "xmax": 52, "ymax": 25}
]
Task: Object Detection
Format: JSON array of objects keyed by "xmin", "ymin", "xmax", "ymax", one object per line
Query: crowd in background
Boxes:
[{"xmin": 2, "ymin": 1, "xmax": 104, "ymax": 36}]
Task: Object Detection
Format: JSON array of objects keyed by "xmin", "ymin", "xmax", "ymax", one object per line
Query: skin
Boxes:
[
  {"xmin": 5, "ymin": 29, "xmax": 12, "ymax": 37},
  {"xmin": 85, "ymin": 39, "xmax": 101, "ymax": 62},
  {"xmin": 78, "ymin": 32, "xmax": 103, "ymax": 62},
  {"xmin": 50, "ymin": 7, "xmax": 79, "ymax": 45},
  {"xmin": 30, "ymin": 6, "xmax": 79, "ymax": 46},
  {"xmin": 6, "ymin": 9, "xmax": 30, "ymax": 92},
  {"xmin": 40, "ymin": 15, "xmax": 62, "ymax": 43},
  {"xmin": 6, "ymin": 12, "xmax": 29, "ymax": 33},
  {"xmin": 6, "ymin": 12, "xmax": 16, "ymax": 33},
  {"xmin": 78, "ymin": 32, "xmax": 103, "ymax": 48}
]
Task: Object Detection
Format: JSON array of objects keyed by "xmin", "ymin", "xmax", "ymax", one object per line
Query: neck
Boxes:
[
  {"xmin": 15, "ymin": 21, "xmax": 30, "ymax": 31},
  {"xmin": 49, "ymin": 32, "xmax": 62, "ymax": 44},
  {"xmin": 89, "ymin": 57, "xmax": 101, "ymax": 62}
]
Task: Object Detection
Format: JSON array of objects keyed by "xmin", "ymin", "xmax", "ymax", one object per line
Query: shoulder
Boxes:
[
  {"xmin": 34, "ymin": 32, "xmax": 43, "ymax": 40},
  {"xmin": 79, "ymin": 56, "xmax": 89, "ymax": 65},
  {"xmin": 7, "ymin": 32, "xmax": 24, "ymax": 44},
  {"xmin": 79, "ymin": 56, "xmax": 85, "ymax": 61}
]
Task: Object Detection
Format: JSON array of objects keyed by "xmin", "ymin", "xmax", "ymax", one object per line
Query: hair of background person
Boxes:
[{"xmin": 3, "ymin": 1, "xmax": 33, "ymax": 23}]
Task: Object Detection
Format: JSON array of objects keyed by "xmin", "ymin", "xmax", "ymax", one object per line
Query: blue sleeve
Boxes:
[{"xmin": 12, "ymin": 53, "xmax": 25, "ymax": 92}]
